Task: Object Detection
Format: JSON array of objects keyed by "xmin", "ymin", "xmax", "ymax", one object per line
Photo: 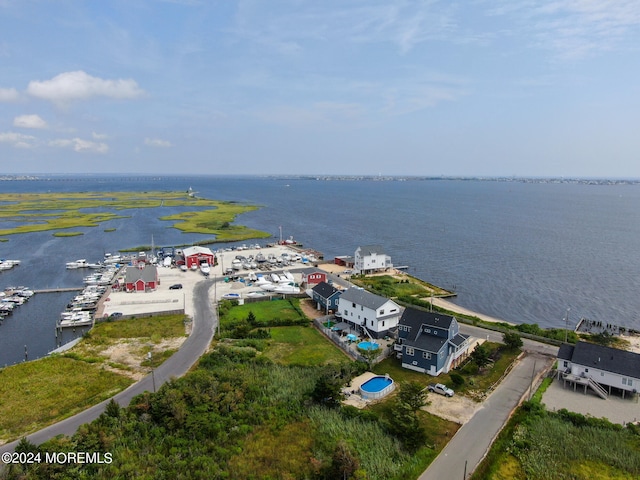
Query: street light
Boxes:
[{"xmin": 564, "ymin": 307, "xmax": 571, "ymax": 343}]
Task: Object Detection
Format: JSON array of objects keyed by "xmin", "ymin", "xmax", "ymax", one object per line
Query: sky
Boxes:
[{"xmin": 1, "ymin": 0, "xmax": 640, "ymax": 178}]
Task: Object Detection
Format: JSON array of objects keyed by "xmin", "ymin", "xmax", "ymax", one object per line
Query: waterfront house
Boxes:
[
  {"xmin": 337, "ymin": 287, "xmax": 401, "ymax": 339},
  {"xmin": 557, "ymin": 341, "xmax": 640, "ymax": 399},
  {"xmin": 396, "ymin": 307, "xmax": 470, "ymax": 376},
  {"xmin": 183, "ymin": 246, "xmax": 216, "ymax": 269},
  {"xmin": 354, "ymin": 245, "xmax": 392, "ymax": 275},
  {"xmin": 311, "ymin": 281, "xmax": 342, "ymax": 314},
  {"xmin": 124, "ymin": 264, "xmax": 159, "ymax": 292}
]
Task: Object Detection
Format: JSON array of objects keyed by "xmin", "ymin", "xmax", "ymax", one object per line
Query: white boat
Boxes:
[
  {"xmin": 259, "ymin": 282, "xmax": 276, "ymax": 291},
  {"xmin": 191, "ymin": 264, "xmax": 198, "ymax": 271},
  {"xmin": 200, "ymin": 263, "xmax": 211, "ymax": 276},
  {"xmin": 282, "ymin": 270, "xmax": 295, "ymax": 282},
  {"xmin": 246, "ymin": 291, "xmax": 267, "ymax": 298},
  {"xmin": 180, "ymin": 265, "xmax": 188, "ymax": 272},
  {"xmin": 273, "ymin": 282, "xmax": 300, "ymax": 294},
  {"xmin": 222, "ymin": 293, "xmax": 241, "ymax": 300},
  {"xmin": 163, "ymin": 256, "xmax": 172, "ymax": 267},
  {"xmin": 66, "ymin": 259, "xmax": 89, "ymax": 269}
]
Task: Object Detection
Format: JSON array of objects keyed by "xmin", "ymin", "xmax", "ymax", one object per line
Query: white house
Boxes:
[
  {"xmin": 557, "ymin": 341, "xmax": 640, "ymax": 399},
  {"xmin": 337, "ymin": 287, "xmax": 401, "ymax": 339},
  {"xmin": 354, "ymin": 245, "xmax": 392, "ymax": 275}
]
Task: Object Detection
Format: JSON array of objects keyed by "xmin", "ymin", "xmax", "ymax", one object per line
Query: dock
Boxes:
[{"xmin": 34, "ymin": 287, "xmax": 84, "ymax": 294}]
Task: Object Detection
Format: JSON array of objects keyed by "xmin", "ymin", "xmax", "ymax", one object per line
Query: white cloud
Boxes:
[
  {"xmin": 144, "ymin": 137, "xmax": 173, "ymax": 148},
  {"xmin": 13, "ymin": 114, "xmax": 47, "ymax": 129},
  {"xmin": 27, "ymin": 71, "xmax": 145, "ymax": 105},
  {"xmin": 92, "ymin": 131, "xmax": 108, "ymax": 140},
  {"xmin": 0, "ymin": 87, "xmax": 20, "ymax": 102},
  {"xmin": 0, "ymin": 131, "xmax": 37, "ymax": 148},
  {"xmin": 49, "ymin": 137, "xmax": 109, "ymax": 154}
]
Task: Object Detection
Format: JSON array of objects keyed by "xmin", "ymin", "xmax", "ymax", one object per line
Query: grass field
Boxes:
[
  {"xmin": 0, "ymin": 356, "xmax": 132, "ymax": 443},
  {"xmin": 0, "ymin": 314, "xmax": 188, "ymax": 444},
  {"xmin": 262, "ymin": 326, "xmax": 350, "ymax": 366},
  {"xmin": 219, "ymin": 298, "xmax": 307, "ymax": 330}
]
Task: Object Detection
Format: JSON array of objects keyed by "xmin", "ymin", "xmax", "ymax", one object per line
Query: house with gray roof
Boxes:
[
  {"xmin": 354, "ymin": 245, "xmax": 392, "ymax": 275},
  {"xmin": 395, "ymin": 307, "xmax": 470, "ymax": 376},
  {"xmin": 337, "ymin": 287, "xmax": 401, "ymax": 338},
  {"xmin": 311, "ymin": 281, "xmax": 342, "ymax": 314},
  {"xmin": 557, "ymin": 341, "xmax": 640, "ymax": 399}
]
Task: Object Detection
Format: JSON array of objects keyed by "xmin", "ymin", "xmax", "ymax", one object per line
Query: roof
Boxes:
[
  {"xmin": 405, "ymin": 333, "xmax": 447, "ymax": 354},
  {"xmin": 449, "ymin": 333, "xmax": 470, "ymax": 347},
  {"xmin": 557, "ymin": 343, "xmax": 575, "ymax": 361},
  {"xmin": 356, "ymin": 245, "xmax": 386, "ymax": 256},
  {"xmin": 183, "ymin": 246, "xmax": 214, "ymax": 257},
  {"xmin": 339, "ymin": 287, "xmax": 393, "ymax": 310},
  {"xmin": 561, "ymin": 341, "xmax": 640, "ymax": 379},
  {"xmin": 312, "ymin": 281, "xmax": 341, "ymax": 299},
  {"xmin": 400, "ymin": 307, "xmax": 455, "ymax": 331},
  {"xmin": 125, "ymin": 265, "xmax": 158, "ymax": 283}
]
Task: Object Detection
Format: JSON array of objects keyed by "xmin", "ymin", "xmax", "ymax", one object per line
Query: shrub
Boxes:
[{"xmin": 450, "ymin": 373, "xmax": 465, "ymax": 387}]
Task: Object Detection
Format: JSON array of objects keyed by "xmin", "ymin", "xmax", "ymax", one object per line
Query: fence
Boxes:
[{"xmin": 312, "ymin": 317, "xmax": 392, "ymax": 366}]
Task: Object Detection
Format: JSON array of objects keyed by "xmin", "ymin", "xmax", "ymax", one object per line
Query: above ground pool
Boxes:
[
  {"xmin": 358, "ymin": 341, "xmax": 379, "ymax": 351},
  {"xmin": 359, "ymin": 375, "xmax": 395, "ymax": 400}
]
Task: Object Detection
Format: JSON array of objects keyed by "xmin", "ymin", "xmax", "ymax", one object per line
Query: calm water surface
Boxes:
[{"xmin": 1, "ymin": 176, "xmax": 639, "ymax": 366}]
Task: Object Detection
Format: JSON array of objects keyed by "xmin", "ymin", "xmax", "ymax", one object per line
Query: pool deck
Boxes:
[{"xmin": 342, "ymin": 371, "xmax": 381, "ymax": 408}]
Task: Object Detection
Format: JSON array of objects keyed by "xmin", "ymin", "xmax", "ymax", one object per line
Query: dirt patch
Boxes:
[
  {"xmin": 95, "ymin": 337, "xmax": 186, "ymax": 380},
  {"xmin": 299, "ymin": 298, "xmax": 327, "ymax": 320},
  {"xmin": 422, "ymin": 392, "xmax": 481, "ymax": 424}
]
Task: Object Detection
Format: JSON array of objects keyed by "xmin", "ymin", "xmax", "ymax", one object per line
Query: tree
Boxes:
[
  {"xmin": 470, "ymin": 343, "xmax": 491, "ymax": 369},
  {"xmin": 327, "ymin": 441, "xmax": 360, "ymax": 480},
  {"xmin": 503, "ymin": 331, "xmax": 523, "ymax": 350},
  {"xmin": 311, "ymin": 370, "xmax": 344, "ymax": 407},
  {"xmin": 397, "ymin": 381, "xmax": 428, "ymax": 412},
  {"xmin": 386, "ymin": 401, "xmax": 427, "ymax": 453}
]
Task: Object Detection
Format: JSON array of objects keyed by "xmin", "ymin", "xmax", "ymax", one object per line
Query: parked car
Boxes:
[
  {"xmin": 110, "ymin": 312, "xmax": 123, "ymax": 318},
  {"xmin": 428, "ymin": 383, "xmax": 454, "ymax": 397},
  {"xmin": 169, "ymin": 283, "xmax": 183, "ymax": 290}
]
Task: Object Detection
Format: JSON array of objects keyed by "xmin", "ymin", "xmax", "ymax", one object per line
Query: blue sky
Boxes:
[{"xmin": 1, "ymin": 0, "xmax": 640, "ymax": 177}]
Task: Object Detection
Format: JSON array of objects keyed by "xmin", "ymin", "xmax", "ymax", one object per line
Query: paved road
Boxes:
[
  {"xmin": 419, "ymin": 352, "xmax": 554, "ymax": 480},
  {"xmin": 1, "ymin": 279, "xmax": 216, "ymax": 453}
]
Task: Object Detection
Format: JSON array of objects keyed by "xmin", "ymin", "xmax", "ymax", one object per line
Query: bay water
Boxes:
[{"xmin": 1, "ymin": 176, "xmax": 639, "ymax": 366}]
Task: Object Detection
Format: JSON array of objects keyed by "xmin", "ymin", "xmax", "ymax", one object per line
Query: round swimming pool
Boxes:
[
  {"xmin": 358, "ymin": 341, "xmax": 380, "ymax": 351},
  {"xmin": 359, "ymin": 375, "xmax": 395, "ymax": 400}
]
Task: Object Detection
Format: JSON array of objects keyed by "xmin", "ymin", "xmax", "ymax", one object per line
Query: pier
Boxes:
[{"xmin": 33, "ymin": 287, "xmax": 84, "ymax": 294}]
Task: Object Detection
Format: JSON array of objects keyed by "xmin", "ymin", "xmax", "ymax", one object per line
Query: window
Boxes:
[
  {"xmin": 422, "ymin": 352, "xmax": 431, "ymax": 359},
  {"xmin": 380, "ymin": 310, "xmax": 384, "ymax": 315},
  {"xmin": 382, "ymin": 321, "xmax": 385, "ymax": 327},
  {"xmin": 370, "ymin": 320, "xmax": 373, "ymax": 327},
  {"xmin": 352, "ymin": 303, "xmax": 356, "ymax": 308},
  {"xmin": 406, "ymin": 347, "xmax": 414, "ymax": 356},
  {"xmin": 390, "ymin": 308, "xmax": 397, "ymax": 313},
  {"xmin": 585, "ymin": 368, "xmax": 589, "ymax": 373},
  {"xmin": 563, "ymin": 361, "xmax": 568, "ymax": 368}
]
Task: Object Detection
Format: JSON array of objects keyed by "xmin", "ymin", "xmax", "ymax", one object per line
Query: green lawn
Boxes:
[
  {"xmin": 263, "ymin": 326, "xmax": 350, "ymax": 366},
  {"xmin": 219, "ymin": 298, "xmax": 307, "ymax": 330}
]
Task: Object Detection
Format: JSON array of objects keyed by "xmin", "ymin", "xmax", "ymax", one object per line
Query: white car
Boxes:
[{"xmin": 428, "ymin": 383, "xmax": 454, "ymax": 397}]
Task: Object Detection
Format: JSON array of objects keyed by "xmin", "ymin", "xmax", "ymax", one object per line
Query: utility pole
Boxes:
[
  {"xmin": 564, "ymin": 307, "xmax": 571, "ymax": 343},
  {"xmin": 147, "ymin": 351, "xmax": 156, "ymax": 393}
]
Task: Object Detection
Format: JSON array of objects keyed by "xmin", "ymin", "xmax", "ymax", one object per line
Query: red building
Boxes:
[
  {"xmin": 183, "ymin": 246, "xmax": 216, "ymax": 269},
  {"xmin": 303, "ymin": 271, "xmax": 327, "ymax": 287},
  {"xmin": 124, "ymin": 264, "xmax": 159, "ymax": 292}
]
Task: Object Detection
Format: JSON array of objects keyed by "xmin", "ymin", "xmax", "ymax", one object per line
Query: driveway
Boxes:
[
  {"xmin": 419, "ymin": 352, "xmax": 554, "ymax": 480},
  {"xmin": 0, "ymin": 279, "xmax": 216, "ymax": 453}
]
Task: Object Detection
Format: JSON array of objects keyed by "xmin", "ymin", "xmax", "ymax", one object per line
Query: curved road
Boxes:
[{"xmin": 1, "ymin": 279, "xmax": 216, "ymax": 454}]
